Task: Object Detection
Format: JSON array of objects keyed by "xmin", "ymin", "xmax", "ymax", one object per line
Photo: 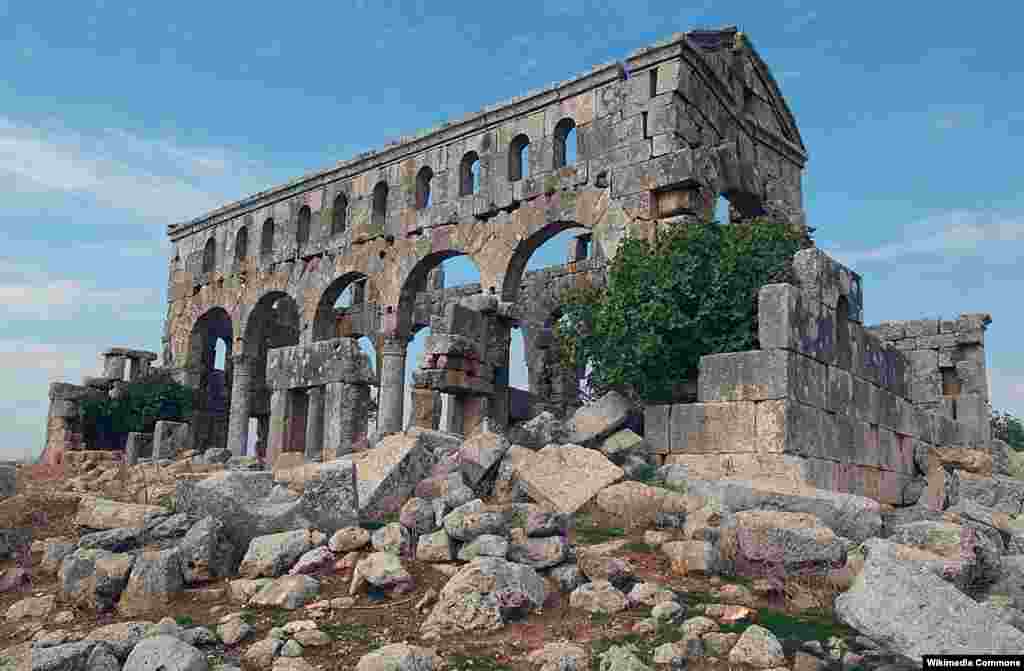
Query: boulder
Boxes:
[
  {"xmin": 506, "ymin": 536, "xmax": 569, "ymax": 569},
  {"xmin": 58, "ymin": 549, "xmax": 134, "ymax": 612},
  {"xmin": 238, "ymin": 529, "xmax": 314, "ymax": 579},
  {"xmin": 834, "ymin": 538, "xmax": 1024, "ymax": 661},
  {"xmin": 40, "ymin": 537, "xmax": 77, "ymax": 574},
  {"xmin": 355, "ymin": 643, "xmax": 444, "ymax": 671},
  {"xmin": 443, "ymin": 501, "xmax": 509, "ymax": 542},
  {"xmin": 121, "ymin": 634, "xmax": 207, "ymax": 671},
  {"xmin": 662, "ymin": 540, "xmax": 716, "ymax": 576},
  {"xmin": 516, "ymin": 446, "xmax": 624, "ymax": 514},
  {"xmin": 78, "ymin": 527, "xmax": 140, "ymax": 553},
  {"xmin": 720, "ymin": 511, "xmax": 847, "ymax": 579},
  {"xmin": 416, "ymin": 529, "xmax": 454, "ymax": 562},
  {"xmin": 6, "ymin": 594, "xmax": 55, "ymax": 621},
  {"xmin": 75, "ymin": 496, "xmax": 168, "ymax": 530},
  {"xmin": 569, "ymin": 580, "xmax": 628, "ymax": 614},
  {"xmin": 371, "ymin": 523, "xmax": 412, "ymax": 556},
  {"xmin": 288, "ymin": 547, "xmax": 336, "ymax": 576},
  {"xmin": 178, "ymin": 516, "xmax": 236, "ymax": 584},
  {"xmin": 593, "ymin": 481, "xmax": 698, "ymax": 528},
  {"xmin": 349, "ymin": 552, "xmax": 413, "ymax": 596},
  {"xmin": 956, "ymin": 471, "xmax": 1024, "ymax": 515},
  {"xmin": 328, "ymin": 527, "xmax": 370, "ymax": 553},
  {"xmin": 346, "ymin": 431, "xmax": 435, "ymax": 517},
  {"xmin": 506, "ymin": 411, "xmax": 568, "ymax": 450},
  {"xmin": 420, "ymin": 557, "xmax": 546, "ymax": 637},
  {"xmin": 527, "ymin": 642, "xmax": 589, "ymax": 671},
  {"xmin": 598, "ymin": 429, "xmax": 650, "ymax": 466},
  {"xmin": 118, "ymin": 548, "xmax": 185, "ymax": 616},
  {"xmin": 683, "ymin": 479, "xmax": 882, "ymax": 542},
  {"xmin": 458, "ymin": 430, "xmax": 511, "ymax": 488},
  {"xmin": 565, "ymin": 391, "xmax": 635, "ymax": 446},
  {"xmin": 457, "ymin": 534, "xmax": 509, "ymax": 561},
  {"xmin": 399, "ymin": 497, "xmax": 436, "ymax": 535},
  {"xmin": 888, "ymin": 519, "xmax": 1002, "ymax": 588},
  {"xmin": 293, "ymin": 459, "xmax": 359, "ymax": 534},
  {"xmin": 84, "ymin": 621, "xmax": 154, "ymax": 660},
  {"xmin": 491, "ymin": 446, "xmax": 533, "ymax": 504},
  {"xmin": 250, "ymin": 575, "xmax": 320, "ymax": 610},
  {"xmin": 728, "ymin": 625, "xmax": 786, "ymax": 669},
  {"xmin": 28, "ymin": 641, "xmax": 98, "ymax": 671}
]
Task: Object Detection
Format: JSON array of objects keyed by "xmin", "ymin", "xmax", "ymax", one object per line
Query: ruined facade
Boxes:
[{"xmin": 153, "ymin": 26, "xmax": 806, "ymax": 466}]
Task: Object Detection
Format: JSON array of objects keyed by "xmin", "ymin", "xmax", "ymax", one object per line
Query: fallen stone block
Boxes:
[
  {"xmin": 118, "ymin": 548, "xmax": 185, "ymax": 617},
  {"xmin": 458, "ymin": 430, "xmax": 510, "ymax": 488},
  {"xmin": 720, "ymin": 510, "xmax": 847, "ymax": 579},
  {"xmin": 58, "ymin": 549, "xmax": 135, "ymax": 612},
  {"xmin": 565, "ymin": 390, "xmax": 635, "ymax": 446},
  {"xmin": 345, "ymin": 431, "xmax": 435, "ymax": 518},
  {"xmin": 238, "ymin": 529, "xmax": 315, "ymax": 579},
  {"xmin": 516, "ymin": 445, "xmax": 624, "ymax": 514},
  {"xmin": 250, "ymin": 575, "xmax": 320, "ymax": 610},
  {"xmin": 75, "ymin": 496, "xmax": 169, "ymax": 530}
]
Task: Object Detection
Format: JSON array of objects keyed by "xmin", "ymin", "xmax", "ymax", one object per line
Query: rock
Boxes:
[
  {"xmin": 527, "ymin": 641, "xmax": 589, "ymax": 671},
  {"xmin": 507, "ymin": 536, "xmax": 569, "ymax": 569},
  {"xmin": 355, "ymin": 643, "xmax": 444, "ymax": 671},
  {"xmin": 703, "ymin": 632, "xmax": 741, "ymax": 658},
  {"xmin": 279, "ymin": 639, "xmax": 303, "ymax": 657},
  {"xmin": 443, "ymin": 502, "xmax": 508, "ymax": 541},
  {"xmin": 78, "ymin": 527, "xmax": 140, "ymax": 553},
  {"xmin": 653, "ymin": 637, "xmax": 704, "ymax": 664},
  {"xmin": 459, "ymin": 430, "xmax": 511, "ymax": 488},
  {"xmin": 83, "ymin": 621, "xmax": 154, "ymax": 660},
  {"xmin": 683, "ymin": 479, "xmax": 882, "ymax": 542},
  {"xmin": 59, "ymin": 549, "xmax": 135, "ymax": 612},
  {"xmin": 250, "ymin": 575, "xmax": 320, "ymax": 610},
  {"xmin": 720, "ymin": 510, "xmax": 847, "ymax": 578},
  {"xmin": 566, "ymin": 391, "xmax": 635, "ymax": 447},
  {"xmin": 0, "ymin": 463, "xmax": 15, "ymax": 498},
  {"xmin": 547, "ymin": 563, "xmax": 587, "ymax": 593},
  {"xmin": 525, "ymin": 509, "xmax": 572, "ymax": 537},
  {"xmin": 228, "ymin": 578, "xmax": 273, "ymax": 603},
  {"xmin": 118, "ymin": 548, "xmax": 186, "ymax": 616},
  {"xmin": 145, "ymin": 513, "xmax": 194, "ymax": 541},
  {"xmin": 347, "ymin": 431, "xmax": 435, "ymax": 517},
  {"xmin": 835, "ymin": 538, "xmax": 1024, "ymax": 661},
  {"xmin": 577, "ymin": 552, "xmax": 636, "ymax": 589},
  {"xmin": 987, "ymin": 556, "xmax": 1024, "ymax": 610},
  {"xmin": 85, "ymin": 642, "xmax": 121, "ymax": 671},
  {"xmin": 416, "ymin": 529, "xmax": 454, "ymax": 562},
  {"xmin": 626, "ymin": 582, "xmax": 677, "ymax": 607},
  {"xmin": 295, "ymin": 459, "xmax": 359, "ymax": 533},
  {"xmin": 420, "ymin": 557, "xmax": 546, "ymax": 637},
  {"xmin": 8, "ymin": 594, "xmax": 55, "ymax": 621},
  {"xmin": 121, "ymin": 635, "xmax": 207, "ymax": 671},
  {"xmin": 292, "ymin": 630, "xmax": 330, "ymax": 647},
  {"xmin": 75, "ymin": 496, "xmax": 169, "ymax": 530},
  {"xmin": 288, "ymin": 547, "xmax": 336, "ymax": 576},
  {"xmin": 238, "ymin": 529, "xmax": 314, "ymax": 579},
  {"xmin": 180, "ymin": 627, "xmax": 217, "ymax": 647},
  {"xmin": 329, "ymin": 527, "xmax": 370, "ymax": 553},
  {"xmin": 888, "ymin": 519, "xmax": 1001, "ymax": 588},
  {"xmin": 990, "ymin": 439, "xmax": 1012, "ymax": 476},
  {"xmin": 0, "ymin": 566, "xmax": 29, "ymax": 593},
  {"xmin": 273, "ymin": 659, "xmax": 317, "ymax": 671},
  {"xmin": 956, "ymin": 471, "xmax": 1024, "ymax": 515},
  {"xmin": 457, "ymin": 534, "xmax": 509, "ymax": 561},
  {"xmin": 179, "ymin": 516, "xmax": 236, "ymax": 584},
  {"xmin": 569, "ymin": 580, "xmax": 628, "ymax": 614},
  {"xmin": 492, "ymin": 446, "xmax": 533, "ymax": 504},
  {"xmin": 399, "ymin": 498, "xmax": 436, "ymax": 535},
  {"xmin": 29, "ymin": 641, "xmax": 97, "ymax": 671},
  {"xmin": 371, "ymin": 523, "xmax": 412, "ymax": 556},
  {"xmin": 594, "ymin": 643, "xmax": 650, "ymax": 671},
  {"xmin": 593, "ymin": 481, "xmax": 697, "ymax": 528},
  {"xmin": 517, "ymin": 446, "xmax": 624, "ymax": 514},
  {"xmin": 651, "ymin": 601, "xmax": 684, "ymax": 624},
  {"xmin": 598, "ymin": 430, "xmax": 650, "ymax": 466},
  {"xmin": 242, "ymin": 638, "xmax": 282, "ymax": 669},
  {"xmin": 507, "ymin": 412, "xmax": 568, "ymax": 450},
  {"xmin": 199, "ymin": 448, "xmax": 232, "ymax": 465},
  {"xmin": 40, "ymin": 537, "xmax": 77, "ymax": 574},
  {"xmin": 217, "ymin": 618, "xmax": 256, "ymax": 646},
  {"xmin": 728, "ymin": 625, "xmax": 786, "ymax": 668},
  {"xmin": 349, "ymin": 552, "xmax": 413, "ymax": 595}
]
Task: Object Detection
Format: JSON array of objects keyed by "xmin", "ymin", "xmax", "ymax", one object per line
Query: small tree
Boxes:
[
  {"xmin": 80, "ymin": 371, "xmax": 198, "ymax": 447},
  {"xmin": 555, "ymin": 217, "xmax": 804, "ymax": 404},
  {"xmin": 992, "ymin": 409, "xmax": 1024, "ymax": 451}
]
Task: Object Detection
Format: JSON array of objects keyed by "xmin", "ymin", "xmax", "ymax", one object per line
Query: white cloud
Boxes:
[
  {"xmin": 827, "ymin": 210, "xmax": 1024, "ymax": 266},
  {"xmin": 0, "ymin": 117, "xmax": 268, "ymax": 225}
]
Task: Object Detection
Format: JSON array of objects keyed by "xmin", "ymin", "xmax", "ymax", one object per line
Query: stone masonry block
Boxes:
[
  {"xmin": 934, "ymin": 413, "xmax": 958, "ymax": 447},
  {"xmin": 851, "ymin": 376, "xmax": 880, "ymax": 425},
  {"xmin": 698, "ymin": 349, "xmax": 825, "ymax": 409},
  {"xmin": 670, "ymin": 402, "xmax": 756, "ymax": 454},
  {"xmin": 758, "ymin": 283, "xmax": 800, "ymax": 351},
  {"xmin": 125, "ymin": 432, "xmax": 153, "ymax": 466},
  {"xmin": 755, "ymin": 399, "xmax": 827, "ymax": 459},
  {"xmin": 827, "ymin": 366, "xmax": 853, "ymax": 415},
  {"xmin": 906, "ymin": 350, "xmax": 940, "ymax": 403},
  {"xmin": 153, "ymin": 421, "xmax": 190, "ymax": 460},
  {"xmin": 955, "ymin": 393, "xmax": 990, "ymax": 446},
  {"xmin": 913, "ymin": 406, "xmax": 935, "ymax": 444},
  {"xmin": 644, "ymin": 404, "xmax": 672, "ymax": 455}
]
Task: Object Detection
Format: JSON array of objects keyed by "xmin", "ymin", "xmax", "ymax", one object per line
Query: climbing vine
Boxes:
[{"xmin": 554, "ymin": 217, "xmax": 805, "ymax": 404}]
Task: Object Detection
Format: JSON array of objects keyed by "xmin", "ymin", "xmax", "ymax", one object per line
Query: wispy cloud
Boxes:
[
  {"xmin": 0, "ymin": 117, "xmax": 268, "ymax": 224},
  {"xmin": 827, "ymin": 209, "xmax": 1024, "ymax": 266}
]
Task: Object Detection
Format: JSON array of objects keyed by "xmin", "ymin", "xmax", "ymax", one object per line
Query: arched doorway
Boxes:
[{"xmin": 188, "ymin": 307, "xmax": 234, "ymax": 453}]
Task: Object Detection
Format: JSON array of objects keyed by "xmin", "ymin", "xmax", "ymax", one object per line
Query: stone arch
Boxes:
[
  {"xmin": 396, "ymin": 249, "xmax": 485, "ymax": 340},
  {"xmin": 202, "ymin": 237, "xmax": 216, "ymax": 274},
  {"xmin": 312, "ymin": 272, "xmax": 372, "ymax": 342},
  {"xmin": 234, "ymin": 225, "xmax": 249, "ymax": 264},
  {"xmin": 460, "ymin": 151, "xmax": 480, "ymax": 196},
  {"xmin": 509, "ymin": 133, "xmax": 530, "ymax": 182},
  {"xmin": 296, "ymin": 205, "xmax": 312, "ymax": 247},
  {"xmin": 500, "ymin": 220, "xmax": 592, "ymax": 303},
  {"xmin": 416, "ymin": 166, "xmax": 433, "ymax": 210},
  {"xmin": 188, "ymin": 306, "xmax": 234, "ymax": 452},
  {"xmin": 553, "ymin": 117, "xmax": 577, "ymax": 169}
]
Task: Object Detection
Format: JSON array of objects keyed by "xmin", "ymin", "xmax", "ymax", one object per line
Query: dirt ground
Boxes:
[{"xmin": 1, "ymin": 463, "xmax": 855, "ymax": 671}]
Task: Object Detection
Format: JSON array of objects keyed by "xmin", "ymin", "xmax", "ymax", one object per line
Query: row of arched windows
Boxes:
[{"xmin": 198, "ymin": 118, "xmax": 580, "ymax": 272}]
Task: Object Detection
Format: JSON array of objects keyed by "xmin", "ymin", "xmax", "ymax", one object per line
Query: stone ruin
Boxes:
[{"xmin": 37, "ymin": 26, "xmax": 998, "ymax": 512}]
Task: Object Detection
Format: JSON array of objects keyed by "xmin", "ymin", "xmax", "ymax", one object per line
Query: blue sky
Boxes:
[{"xmin": 2, "ymin": 0, "xmax": 1021, "ymax": 460}]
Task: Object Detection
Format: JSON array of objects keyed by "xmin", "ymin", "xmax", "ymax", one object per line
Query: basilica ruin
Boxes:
[{"xmin": 39, "ymin": 27, "xmax": 993, "ymax": 509}]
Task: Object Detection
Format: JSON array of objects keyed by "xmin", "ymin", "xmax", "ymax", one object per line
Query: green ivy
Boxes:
[
  {"xmin": 992, "ymin": 410, "xmax": 1024, "ymax": 452},
  {"xmin": 80, "ymin": 370, "xmax": 198, "ymax": 436},
  {"xmin": 555, "ymin": 218, "xmax": 803, "ymax": 404}
]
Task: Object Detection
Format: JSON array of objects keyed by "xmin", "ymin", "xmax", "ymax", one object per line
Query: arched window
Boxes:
[
  {"xmin": 416, "ymin": 166, "xmax": 433, "ymax": 209},
  {"xmin": 234, "ymin": 226, "xmax": 248, "ymax": 263},
  {"xmin": 332, "ymin": 193, "xmax": 347, "ymax": 235},
  {"xmin": 460, "ymin": 151, "xmax": 480, "ymax": 196},
  {"xmin": 553, "ymin": 118, "xmax": 577, "ymax": 169},
  {"xmin": 372, "ymin": 182, "xmax": 388, "ymax": 230},
  {"xmin": 296, "ymin": 205, "xmax": 311, "ymax": 246},
  {"xmin": 202, "ymin": 238, "xmax": 216, "ymax": 273},
  {"xmin": 261, "ymin": 218, "xmax": 275, "ymax": 259},
  {"xmin": 509, "ymin": 134, "xmax": 530, "ymax": 182}
]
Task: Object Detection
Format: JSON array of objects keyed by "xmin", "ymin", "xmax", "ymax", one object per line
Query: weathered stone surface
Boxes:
[
  {"xmin": 565, "ymin": 391, "xmax": 635, "ymax": 446},
  {"xmin": 58, "ymin": 549, "xmax": 135, "ymax": 612},
  {"xmin": 238, "ymin": 529, "xmax": 314, "ymax": 579},
  {"xmin": 75, "ymin": 496, "xmax": 169, "ymax": 530},
  {"xmin": 297, "ymin": 459, "xmax": 359, "ymax": 534},
  {"xmin": 836, "ymin": 539, "xmax": 1024, "ymax": 660},
  {"xmin": 346, "ymin": 432, "xmax": 434, "ymax": 516},
  {"xmin": 329, "ymin": 527, "xmax": 370, "ymax": 553},
  {"xmin": 956, "ymin": 470, "xmax": 1024, "ymax": 515},
  {"xmin": 593, "ymin": 481, "xmax": 696, "ymax": 528},
  {"xmin": 6, "ymin": 594, "xmax": 55, "ymax": 621},
  {"xmin": 416, "ymin": 529, "xmax": 454, "ymax": 562},
  {"xmin": 250, "ymin": 575, "xmax": 320, "ymax": 610},
  {"xmin": 506, "ymin": 536, "xmax": 569, "ymax": 569},
  {"xmin": 78, "ymin": 527, "xmax": 140, "ymax": 553},
  {"xmin": 516, "ymin": 445, "xmax": 623, "ymax": 514},
  {"xmin": 121, "ymin": 634, "xmax": 207, "ymax": 671},
  {"xmin": 84, "ymin": 621, "xmax": 155, "ymax": 660},
  {"xmin": 507, "ymin": 412, "xmax": 568, "ymax": 450},
  {"xmin": 459, "ymin": 430, "xmax": 511, "ymax": 488},
  {"xmin": 288, "ymin": 546, "xmax": 336, "ymax": 576},
  {"xmin": 457, "ymin": 534, "xmax": 509, "ymax": 561},
  {"xmin": 728, "ymin": 625, "xmax": 786, "ymax": 669},
  {"xmin": 420, "ymin": 557, "xmax": 546, "ymax": 637},
  {"xmin": 527, "ymin": 642, "xmax": 589, "ymax": 671},
  {"xmin": 349, "ymin": 552, "xmax": 413, "ymax": 595},
  {"xmin": 118, "ymin": 548, "xmax": 185, "ymax": 616},
  {"xmin": 371, "ymin": 522, "xmax": 413, "ymax": 556},
  {"xmin": 887, "ymin": 520, "xmax": 1000, "ymax": 589},
  {"xmin": 152, "ymin": 420, "xmax": 191, "ymax": 460},
  {"xmin": 721, "ymin": 511, "xmax": 847, "ymax": 579},
  {"xmin": 671, "ymin": 401, "xmax": 757, "ymax": 454},
  {"xmin": 354, "ymin": 643, "xmax": 445, "ymax": 671},
  {"xmin": 179, "ymin": 516, "xmax": 235, "ymax": 584},
  {"xmin": 443, "ymin": 501, "xmax": 509, "ymax": 541},
  {"xmin": 597, "ymin": 429, "xmax": 650, "ymax": 466},
  {"xmin": 569, "ymin": 580, "xmax": 628, "ymax": 614},
  {"xmin": 662, "ymin": 540, "xmax": 716, "ymax": 576},
  {"xmin": 41, "ymin": 537, "xmax": 77, "ymax": 574},
  {"xmin": 399, "ymin": 497, "xmax": 436, "ymax": 535}
]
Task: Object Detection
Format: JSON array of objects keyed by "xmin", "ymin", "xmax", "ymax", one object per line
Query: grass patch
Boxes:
[
  {"xmin": 717, "ymin": 607, "xmax": 857, "ymax": 642},
  {"xmin": 238, "ymin": 609, "xmax": 257, "ymax": 625},
  {"xmin": 156, "ymin": 493, "xmax": 175, "ymax": 512},
  {"xmin": 360, "ymin": 511, "xmax": 401, "ymax": 531},
  {"xmin": 574, "ymin": 513, "xmax": 627, "ymax": 544},
  {"xmin": 631, "ymin": 463, "xmax": 659, "ymax": 483},
  {"xmin": 0, "ymin": 656, "xmax": 15, "ymax": 671},
  {"xmin": 174, "ymin": 615, "xmax": 195, "ymax": 627},
  {"xmin": 266, "ymin": 608, "xmax": 291, "ymax": 628},
  {"xmin": 320, "ymin": 622, "xmax": 373, "ymax": 643},
  {"xmin": 590, "ymin": 611, "xmax": 612, "ymax": 625},
  {"xmin": 590, "ymin": 626, "xmax": 686, "ymax": 665},
  {"xmin": 622, "ymin": 541, "xmax": 655, "ymax": 553},
  {"xmin": 447, "ymin": 653, "xmax": 514, "ymax": 670}
]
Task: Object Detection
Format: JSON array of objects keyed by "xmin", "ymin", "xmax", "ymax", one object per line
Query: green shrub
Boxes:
[
  {"xmin": 80, "ymin": 370, "xmax": 198, "ymax": 436},
  {"xmin": 992, "ymin": 410, "xmax": 1024, "ymax": 452},
  {"xmin": 555, "ymin": 218, "xmax": 804, "ymax": 404}
]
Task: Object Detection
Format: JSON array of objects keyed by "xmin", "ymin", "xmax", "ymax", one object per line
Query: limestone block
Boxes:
[
  {"xmin": 347, "ymin": 431, "xmax": 434, "ymax": 517},
  {"xmin": 152, "ymin": 421, "xmax": 191, "ymax": 460},
  {"xmin": 913, "ymin": 406, "xmax": 935, "ymax": 444},
  {"xmin": 851, "ymin": 376, "xmax": 879, "ymax": 424},
  {"xmin": 826, "ymin": 366, "xmax": 853, "ymax": 415},
  {"xmin": 515, "ymin": 445, "xmax": 624, "ymax": 514},
  {"xmin": 565, "ymin": 390, "xmax": 635, "ymax": 446},
  {"xmin": 906, "ymin": 350, "xmax": 940, "ymax": 403},
  {"xmin": 672, "ymin": 401, "xmax": 757, "ymax": 454},
  {"xmin": 800, "ymin": 459, "xmax": 922, "ymax": 507},
  {"xmin": 663, "ymin": 453, "xmax": 809, "ymax": 484},
  {"xmin": 644, "ymin": 404, "xmax": 672, "ymax": 455},
  {"xmin": 698, "ymin": 349, "xmax": 826, "ymax": 409},
  {"xmin": 755, "ymin": 399, "xmax": 825, "ymax": 459},
  {"xmin": 934, "ymin": 414, "xmax": 958, "ymax": 447},
  {"xmin": 75, "ymin": 497, "xmax": 169, "ymax": 531},
  {"xmin": 955, "ymin": 393, "xmax": 990, "ymax": 445}
]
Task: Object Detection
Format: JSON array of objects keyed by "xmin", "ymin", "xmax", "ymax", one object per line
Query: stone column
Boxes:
[
  {"xmin": 378, "ymin": 336, "xmax": 408, "ymax": 435},
  {"xmin": 487, "ymin": 317, "xmax": 513, "ymax": 433},
  {"xmin": 226, "ymin": 353, "xmax": 252, "ymax": 457},
  {"xmin": 305, "ymin": 386, "xmax": 325, "ymax": 462},
  {"xmin": 267, "ymin": 389, "xmax": 289, "ymax": 467}
]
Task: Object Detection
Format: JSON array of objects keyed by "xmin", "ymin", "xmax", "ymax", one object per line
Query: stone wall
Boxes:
[
  {"xmin": 866, "ymin": 314, "xmax": 991, "ymax": 445},
  {"xmin": 644, "ymin": 248, "xmax": 984, "ymax": 507}
]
